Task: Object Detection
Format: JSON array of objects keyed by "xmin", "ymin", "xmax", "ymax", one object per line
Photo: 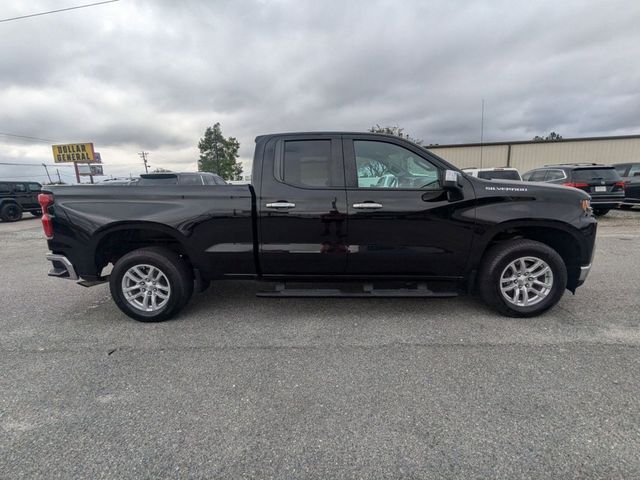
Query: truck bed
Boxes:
[{"xmin": 45, "ymin": 184, "xmax": 256, "ymax": 280}]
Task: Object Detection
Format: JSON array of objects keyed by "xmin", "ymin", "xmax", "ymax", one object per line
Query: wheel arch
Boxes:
[
  {"xmin": 471, "ymin": 221, "xmax": 585, "ymax": 292},
  {"xmin": 91, "ymin": 222, "xmax": 193, "ymax": 273}
]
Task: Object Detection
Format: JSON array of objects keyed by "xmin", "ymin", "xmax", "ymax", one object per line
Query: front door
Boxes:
[
  {"xmin": 343, "ymin": 136, "xmax": 475, "ymax": 278},
  {"xmin": 259, "ymin": 135, "xmax": 348, "ymax": 275}
]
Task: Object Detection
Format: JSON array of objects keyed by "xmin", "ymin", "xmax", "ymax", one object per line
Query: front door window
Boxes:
[{"xmin": 354, "ymin": 140, "xmax": 439, "ymax": 190}]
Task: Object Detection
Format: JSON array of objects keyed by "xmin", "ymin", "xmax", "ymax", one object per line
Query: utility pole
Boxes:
[
  {"xmin": 56, "ymin": 169, "xmax": 62, "ymax": 183},
  {"xmin": 42, "ymin": 163, "xmax": 52, "ymax": 183},
  {"xmin": 480, "ymin": 98, "xmax": 485, "ymax": 168},
  {"xmin": 138, "ymin": 151, "xmax": 149, "ymax": 173}
]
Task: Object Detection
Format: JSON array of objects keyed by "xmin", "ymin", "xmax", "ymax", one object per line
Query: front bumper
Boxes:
[
  {"xmin": 577, "ymin": 263, "xmax": 592, "ymax": 286},
  {"xmin": 45, "ymin": 253, "xmax": 78, "ymax": 280}
]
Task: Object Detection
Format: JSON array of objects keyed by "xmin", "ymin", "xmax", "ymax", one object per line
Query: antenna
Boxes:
[{"xmin": 480, "ymin": 99, "xmax": 485, "ymax": 168}]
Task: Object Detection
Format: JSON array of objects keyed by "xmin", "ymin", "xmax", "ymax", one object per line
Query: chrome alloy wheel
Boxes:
[
  {"xmin": 121, "ymin": 264, "xmax": 171, "ymax": 312},
  {"xmin": 499, "ymin": 256, "xmax": 554, "ymax": 307}
]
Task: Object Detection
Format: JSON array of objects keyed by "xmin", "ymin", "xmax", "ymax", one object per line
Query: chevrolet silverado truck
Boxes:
[{"xmin": 39, "ymin": 132, "xmax": 597, "ymax": 321}]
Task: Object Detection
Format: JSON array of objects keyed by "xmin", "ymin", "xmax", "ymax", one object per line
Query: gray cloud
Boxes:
[{"xmin": 1, "ymin": 0, "xmax": 640, "ymax": 181}]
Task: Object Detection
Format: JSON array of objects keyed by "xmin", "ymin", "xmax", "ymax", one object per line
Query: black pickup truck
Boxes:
[{"xmin": 39, "ymin": 132, "xmax": 597, "ymax": 321}]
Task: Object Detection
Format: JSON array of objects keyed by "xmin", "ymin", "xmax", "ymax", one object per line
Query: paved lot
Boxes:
[{"xmin": 1, "ymin": 212, "xmax": 639, "ymax": 479}]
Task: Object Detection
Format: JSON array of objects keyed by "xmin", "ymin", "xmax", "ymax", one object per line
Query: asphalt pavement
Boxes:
[{"xmin": 1, "ymin": 212, "xmax": 639, "ymax": 479}]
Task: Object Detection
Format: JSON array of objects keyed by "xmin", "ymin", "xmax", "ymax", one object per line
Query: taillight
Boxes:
[
  {"xmin": 614, "ymin": 181, "xmax": 625, "ymax": 189},
  {"xmin": 38, "ymin": 193, "xmax": 54, "ymax": 239},
  {"xmin": 563, "ymin": 182, "xmax": 589, "ymax": 188}
]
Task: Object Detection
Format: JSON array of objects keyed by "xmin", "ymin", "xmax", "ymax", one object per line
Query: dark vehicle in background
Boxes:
[
  {"xmin": 39, "ymin": 132, "xmax": 596, "ymax": 322},
  {"xmin": 137, "ymin": 172, "xmax": 227, "ymax": 186},
  {"xmin": 613, "ymin": 162, "xmax": 640, "ymax": 209},
  {"xmin": 522, "ymin": 164, "xmax": 625, "ymax": 216},
  {"xmin": 0, "ymin": 181, "xmax": 43, "ymax": 222}
]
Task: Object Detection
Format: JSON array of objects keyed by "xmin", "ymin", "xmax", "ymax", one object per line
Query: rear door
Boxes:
[
  {"xmin": 343, "ymin": 135, "xmax": 474, "ymax": 277},
  {"xmin": 12, "ymin": 183, "xmax": 31, "ymax": 209},
  {"xmin": 258, "ymin": 135, "xmax": 347, "ymax": 275},
  {"xmin": 26, "ymin": 182, "xmax": 42, "ymax": 209}
]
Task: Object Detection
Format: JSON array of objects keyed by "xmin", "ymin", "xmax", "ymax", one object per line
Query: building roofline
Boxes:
[{"xmin": 426, "ymin": 133, "xmax": 640, "ymax": 149}]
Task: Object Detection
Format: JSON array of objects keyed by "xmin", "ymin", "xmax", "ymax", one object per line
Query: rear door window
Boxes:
[
  {"xmin": 201, "ymin": 174, "xmax": 216, "ymax": 185},
  {"xmin": 281, "ymin": 139, "xmax": 340, "ymax": 188},
  {"xmin": 544, "ymin": 170, "xmax": 566, "ymax": 181},
  {"xmin": 529, "ymin": 170, "xmax": 547, "ymax": 181},
  {"xmin": 628, "ymin": 164, "xmax": 640, "ymax": 177},
  {"xmin": 13, "ymin": 183, "xmax": 27, "ymax": 193}
]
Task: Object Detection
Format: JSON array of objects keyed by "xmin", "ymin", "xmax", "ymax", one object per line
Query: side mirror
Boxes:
[{"xmin": 442, "ymin": 169, "xmax": 462, "ymax": 190}]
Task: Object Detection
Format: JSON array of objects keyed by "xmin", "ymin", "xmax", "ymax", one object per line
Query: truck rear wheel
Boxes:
[
  {"xmin": 109, "ymin": 247, "xmax": 193, "ymax": 322},
  {"xmin": 478, "ymin": 239, "xmax": 567, "ymax": 317},
  {"xmin": 1, "ymin": 203, "xmax": 22, "ymax": 222}
]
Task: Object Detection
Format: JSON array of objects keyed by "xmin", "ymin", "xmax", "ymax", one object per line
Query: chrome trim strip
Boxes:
[{"xmin": 45, "ymin": 253, "xmax": 79, "ymax": 280}]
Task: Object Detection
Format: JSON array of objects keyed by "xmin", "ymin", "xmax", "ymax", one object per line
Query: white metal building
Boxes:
[{"xmin": 426, "ymin": 134, "xmax": 640, "ymax": 173}]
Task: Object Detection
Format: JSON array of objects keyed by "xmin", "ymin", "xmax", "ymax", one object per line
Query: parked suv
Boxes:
[
  {"xmin": 522, "ymin": 164, "xmax": 624, "ymax": 215},
  {"xmin": 612, "ymin": 162, "xmax": 640, "ymax": 209},
  {"xmin": 0, "ymin": 181, "xmax": 43, "ymax": 222}
]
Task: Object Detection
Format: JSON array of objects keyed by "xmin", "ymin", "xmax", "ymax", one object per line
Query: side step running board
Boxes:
[{"xmin": 257, "ymin": 282, "xmax": 458, "ymax": 298}]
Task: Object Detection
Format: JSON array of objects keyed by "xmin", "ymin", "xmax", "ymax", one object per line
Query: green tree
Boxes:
[
  {"xmin": 198, "ymin": 123, "xmax": 243, "ymax": 180},
  {"xmin": 369, "ymin": 124, "xmax": 424, "ymax": 145},
  {"xmin": 533, "ymin": 132, "xmax": 563, "ymax": 142}
]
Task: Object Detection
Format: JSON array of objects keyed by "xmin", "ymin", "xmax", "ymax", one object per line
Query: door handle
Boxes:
[
  {"xmin": 265, "ymin": 202, "xmax": 296, "ymax": 209},
  {"xmin": 353, "ymin": 202, "xmax": 383, "ymax": 209}
]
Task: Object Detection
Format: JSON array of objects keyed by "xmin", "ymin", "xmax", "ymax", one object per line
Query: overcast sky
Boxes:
[{"xmin": 1, "ymin": 0, "xmax": 640, "ymax": 183}]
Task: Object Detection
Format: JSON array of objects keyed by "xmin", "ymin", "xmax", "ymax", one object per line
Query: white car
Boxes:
[{"xmin": 462, "ymin": 167, "xmax": 522, "ymax": 181}]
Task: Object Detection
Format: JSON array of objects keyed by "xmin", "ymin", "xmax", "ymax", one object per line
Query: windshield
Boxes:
[
  {"xmin": 478, "ymin": 170, "xmax": 521, "ymax": 181},
  {"xmin": 572, "ymin": 168, "xmax": 620, "ymax": 182}
]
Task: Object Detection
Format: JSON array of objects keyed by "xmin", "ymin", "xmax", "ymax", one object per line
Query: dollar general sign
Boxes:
[{"xmin": 52, "ymin": 143, "xmax": 96, "ymax": 163}]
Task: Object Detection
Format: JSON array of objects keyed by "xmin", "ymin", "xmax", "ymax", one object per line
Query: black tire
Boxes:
[
  {"xmin": 109, "ymin": 247, "xmax": 194, "ymax": 322},
  {"xmin": 478, "ymin": 239, "xmax": 567, "ymax": 318},
  {"xmin": 31, "ymin": 210, "xmax": 43, "ymax": 217},
  {"xmin": 593, "ymin": 208, "xmax": 610, "ymax": 216},
  {"xmin": 0, "ymin": 203, "xmax": 22, "ymax": 222}
]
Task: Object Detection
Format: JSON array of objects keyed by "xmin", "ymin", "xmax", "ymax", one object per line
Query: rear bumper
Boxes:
[{"xmin": 45, "ymin": 253, "xmax": 78, "ymax": 280}]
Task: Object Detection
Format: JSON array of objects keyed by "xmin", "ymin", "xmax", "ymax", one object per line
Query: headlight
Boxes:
[{"xmin": 581, "ymin": 199, "xmax": 592, "ymax": 213}]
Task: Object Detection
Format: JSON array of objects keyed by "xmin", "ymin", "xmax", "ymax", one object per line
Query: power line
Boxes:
[
  {"xmin": 0, "ymin": 0, "xmax": 119, "ymax": 24},
  {"xmin": 0, "ymin": 161, "xmax": 74, "ymax": 167},
  {"xmin": 0, "ymin": 132, "xmax": 58, "ymax": 143}
]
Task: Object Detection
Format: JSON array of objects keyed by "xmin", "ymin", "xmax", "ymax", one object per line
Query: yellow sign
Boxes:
[{"xmin": 52, "ymin": 143, "xmax": 96, "ymax": 163}]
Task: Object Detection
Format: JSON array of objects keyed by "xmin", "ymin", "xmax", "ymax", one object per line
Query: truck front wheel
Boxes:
[
  {"xmin": 109, "ymin": 247, "xmax": 194, "ymax": 322},
  {"xmin": 478, "ymin": 239, "xmax": 567, "ymax": 317}
]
